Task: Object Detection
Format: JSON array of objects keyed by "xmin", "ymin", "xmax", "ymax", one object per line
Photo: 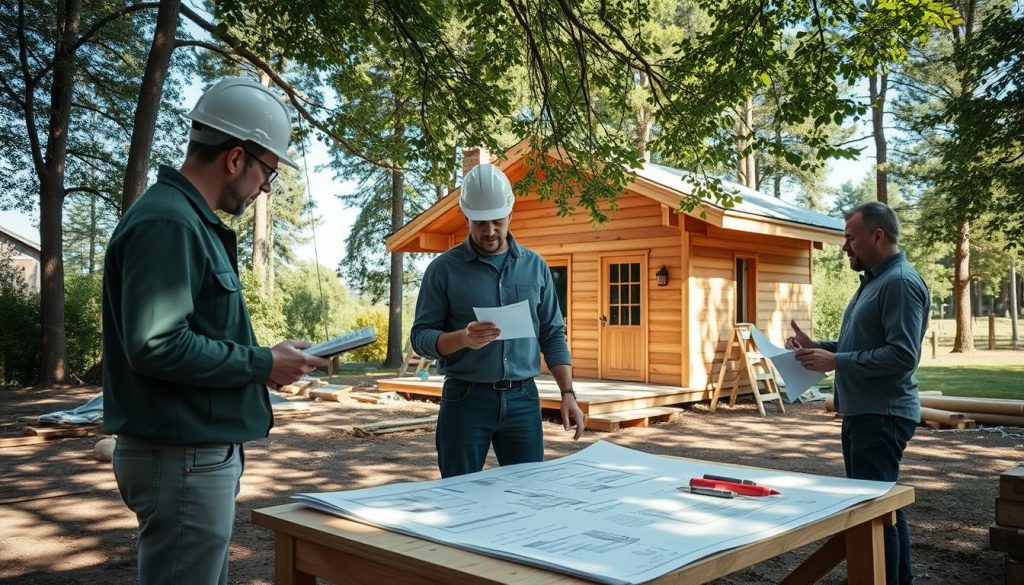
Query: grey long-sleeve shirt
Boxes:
[
  {"xmin": 820, "ymin": 252, "xmax": 930, "ymax": 422},
  {"xmin": 411, "ymin": 234, "xmax": 571, "ymax": 383}
]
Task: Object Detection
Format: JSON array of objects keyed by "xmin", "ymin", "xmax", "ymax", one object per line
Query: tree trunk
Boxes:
[
  {"xmin": 952, "ymin": 218, "xmax": 974, "ymax": 352},
  {"xmin": 87, "ymin": 191, "xmax": 97, "ymax": 274},
  {"xmin": 635, "ymin": 70, "xmax": 652, "ymax": 162},
  {"xmin": 383, "ymin": 166, "xmax": 405, "ymax": 369},
  {"xmin": 869, "ymin": 70, "xmax": 888, "ymax": 204},
  {"xmin": 1011, "ymin": 256, "xmax": 1019, "ymax": 349},
  {"xmin": 120, "ymin": 0, "xmax": 181, "ymax": 213},
  {"xmin": 737, "ymin": 96, "xmax": 756, "ymax": 189},
  {"xmin": 37, "ymin": 0, "xmax": 82, "ymax": 385},
  {"xmin": 252, "ymin": 72, "xmax": 273, "ymax": 291}
]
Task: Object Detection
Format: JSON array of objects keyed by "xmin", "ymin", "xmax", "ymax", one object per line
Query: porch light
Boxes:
[{"xmin": 656, "ymin": 265, "xmax": 669, "ymax": 287}]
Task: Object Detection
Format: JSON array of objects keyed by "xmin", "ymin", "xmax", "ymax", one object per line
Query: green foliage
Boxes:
[
  {"xmin": 812, "ymin": 244, "xmax": 859, "ymax": 340},
  {"xmin": 0, "ymin": 249, "xmax": 40, "ymax": 386},
  {"xmin": 62, "ymin": 271, "xmax": 103, "ymax": 377},
  {"xmin": 239, "ymin": 268, "xmax": 286, "ymax": 346},
  {"xmin": 347, "ymin": 309, "xmax": 389, "ymax": 364},
  {"xmin": 278, "ymin": 262, "xmax": 359, "ymax": 342},
  {"xmin": 916, "ymin": 364, "xmax": 1024, "ymax": 400}
]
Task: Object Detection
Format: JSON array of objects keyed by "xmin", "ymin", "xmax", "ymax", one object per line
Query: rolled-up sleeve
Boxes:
[{"xmin": 411, "ymin": 260, "xmax": 447, "ymax": 360}]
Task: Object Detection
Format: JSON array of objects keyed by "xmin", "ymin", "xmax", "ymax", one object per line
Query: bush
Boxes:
[
  {"xmin": 239, "ymin": 268, "xmax": 286, "ymax": 346},
  {"xmin": 812, "ymin": 245, "xmax": 859, "ymax": 340},
  {"xmin": 64, "ymin": 271, "xmax": 103, "ymax": 377},
  {"xmin": 346, "ymin": 308, "xmax": 389, "ymax": 364},
  {"xmin": 0, "ymin": 249, "xmax": 40, "ymax": 386}
]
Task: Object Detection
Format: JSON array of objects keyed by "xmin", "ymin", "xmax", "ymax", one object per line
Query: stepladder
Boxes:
[
  {"xmin": 398, "ymin": 341, "xmax": 433, "ymax": 377},
  {"xmin": 709, "ymin": 323, "xmax": 786, "ymax": 416}
]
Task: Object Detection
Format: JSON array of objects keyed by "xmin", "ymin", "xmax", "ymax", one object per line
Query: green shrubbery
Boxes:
[{"xmin": 0, "ymin": 252, "xmax": 40, "ymax": 386}]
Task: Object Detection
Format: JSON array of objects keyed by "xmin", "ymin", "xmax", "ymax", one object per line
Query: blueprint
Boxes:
[{"xmin": 293, "ymin": 441, "xmax": 893, "ymax": 584}]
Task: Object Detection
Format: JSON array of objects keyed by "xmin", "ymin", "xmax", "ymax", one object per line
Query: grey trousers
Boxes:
[{"xmin": 113, "ymin": 436, "xmax": 244, "ymax": 585}]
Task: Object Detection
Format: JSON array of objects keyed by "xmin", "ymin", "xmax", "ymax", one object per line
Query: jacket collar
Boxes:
[
  {"xmin": 458, "ymin": 233, "xmax": 524, "ymax": 262},
  {"xmin": 156, "ymin": 165, "xmax": 223, "ymax": 227}
]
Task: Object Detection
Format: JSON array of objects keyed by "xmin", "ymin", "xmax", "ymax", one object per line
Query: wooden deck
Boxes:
[{"xmin": 378, "ymin": 375, "xmax": 709, "ymax": 431}]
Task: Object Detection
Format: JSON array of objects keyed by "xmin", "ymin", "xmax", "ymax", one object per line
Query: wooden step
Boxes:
[{"xmin": 586, "ymin": 406, "xmax": 683, "ymax": 432}]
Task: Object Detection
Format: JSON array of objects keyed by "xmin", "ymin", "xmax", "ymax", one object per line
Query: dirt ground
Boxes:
[{"xmin": 1, "ymin": 381, "xmax": 1021, "ymax": 585}]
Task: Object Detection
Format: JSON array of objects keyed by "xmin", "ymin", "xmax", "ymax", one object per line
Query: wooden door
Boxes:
[{"xmin": 599, "ymin": 254, "xmax": 646, "ymax": 381}]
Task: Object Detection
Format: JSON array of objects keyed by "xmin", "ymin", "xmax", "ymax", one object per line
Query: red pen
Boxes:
[{"xmin": 690, "ymin": 477, "xmax": 780, "ymax": 497}]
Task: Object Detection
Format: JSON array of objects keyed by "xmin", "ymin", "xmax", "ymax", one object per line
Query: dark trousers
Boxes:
[
  {"xmin": 436, "ymin": 378, "xmax": 544, "ymax": 478},
  {"xmin": 841, "ymin": 414, "xmax": 917, "ymax": 585}
]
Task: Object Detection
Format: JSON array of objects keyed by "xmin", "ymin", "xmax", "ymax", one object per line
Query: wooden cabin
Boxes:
[{"xmin": 385, "ymin": 139, "xmax": 844, "ymax": 401}]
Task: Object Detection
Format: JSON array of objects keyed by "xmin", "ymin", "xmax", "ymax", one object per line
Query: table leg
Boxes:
[
  {"xmin": 845, "ymin": 516, "xmax": 886, "ymax": 585},
  {"xmin": 780, "ymin": 532, "xmax": 846, "ymax": 585},
  {"xmin": 274, "ymin": 532, "xmax": 316, "ymax": 585}
]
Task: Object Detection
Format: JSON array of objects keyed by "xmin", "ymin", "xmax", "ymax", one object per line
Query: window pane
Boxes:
[
  {"xmin": 630, "ymin": 263, "xmax": 640, "ymax": 282},
  {"xmin": 610, "ymin": 263, "xmax": 619, "ymax": 283},
  {"xmin": 610, "ymin": 310, "xmax": 619, "ymax": 325},
  {"xmin": 610, "ymin": 285, "xmax": 618, "ymax": 304},
  {"xmin": 631, "ymin": 284, "xmax": 640, "ymax": 303},
  {"xmin": 550, "ymin": 266, "xmax": 568, "ymax": 320},
  {"xmin": 620, "ymin": 306, "xmax": 630, "ymax": 325},
  {"xmin": 631, "ymin": 305, "xmax": 641, "ymax": 325}
]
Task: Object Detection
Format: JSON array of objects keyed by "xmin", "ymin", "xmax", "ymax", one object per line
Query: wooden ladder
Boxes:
[
  {"xmin": 709, "ymin": 323, "xmax": 785, "ymax": 416},
  {"xmin": 398, "ymin": 341, "xmax": 432, "ymax": 377}
]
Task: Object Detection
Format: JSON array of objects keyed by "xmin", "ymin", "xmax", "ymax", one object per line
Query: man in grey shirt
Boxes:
[{"xmin": 787, "ymin": 201, "xmax": 929, "ymax": 585}]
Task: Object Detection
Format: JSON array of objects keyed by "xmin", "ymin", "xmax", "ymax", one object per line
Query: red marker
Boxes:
[{"xmin": 690, "ymin": 477, "xmax": 780, "ymax": 497}]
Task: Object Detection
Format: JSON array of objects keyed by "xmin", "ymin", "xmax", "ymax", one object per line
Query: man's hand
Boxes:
[
  {"xmin": 786, "ymin": 319, "xmax": 820, "ymax": 350},
  {"xmin": 560, "ymin": 393, "xmax": 586, "ymax": 440},
  {"xmin": 794, "ymin": 348, "xmax": 836, "ymax": 372},
  {"xmin": 462, "ymin": 321, "xmax": 501, "ymax": 350},
  {"xmin": 268, "ymin": 340, "xmax": 331, "ymax": 388}
]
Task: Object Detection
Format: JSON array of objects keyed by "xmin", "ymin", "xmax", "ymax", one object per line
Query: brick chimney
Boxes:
[{"xmin": 462, "ymin": 145, "xmax": 491, "ymax": 177}]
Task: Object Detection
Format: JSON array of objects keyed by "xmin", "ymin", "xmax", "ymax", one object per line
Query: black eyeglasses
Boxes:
[{"xmin": 242, "ymin": 147, "xmax": 279, "ymax": 184}]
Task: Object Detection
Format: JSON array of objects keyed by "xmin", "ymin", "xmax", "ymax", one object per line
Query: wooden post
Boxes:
[
  {"xmin": 930, "ymin": 330, "xmax": 937, "ymax": 360},
  {"xmin": 989, "ymin": 313, "xmax": 996, "ymax": 350}
]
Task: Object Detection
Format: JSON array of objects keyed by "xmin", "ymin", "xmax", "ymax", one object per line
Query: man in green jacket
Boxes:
[{"xmin": 102, "ymin": 78, "xmax": 329, "ymax": 585}]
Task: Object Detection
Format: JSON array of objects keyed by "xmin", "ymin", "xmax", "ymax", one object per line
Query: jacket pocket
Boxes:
[{"xmin": 209, "ymin": 269, "xmax": 243, "ymax": 331}]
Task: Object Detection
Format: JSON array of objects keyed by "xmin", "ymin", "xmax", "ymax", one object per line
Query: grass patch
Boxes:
[{"xmin": 916, "ymin": 365, "xmax": 1024, "ymax": 400}]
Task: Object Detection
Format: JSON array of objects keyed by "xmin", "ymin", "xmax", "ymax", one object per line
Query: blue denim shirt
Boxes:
[
  {"xmin": 820, "ymin": 252, "xmax": 930, "ymax": 421},
  {"xmin": 411, "ymin": 234, "xmax": 570, "ymax": 382}
]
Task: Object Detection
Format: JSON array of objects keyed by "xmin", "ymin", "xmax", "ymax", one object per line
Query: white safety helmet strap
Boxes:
[
  {"xmin": 186, "ymin": 77, "xmax": 299, "ymax": 169},
  {"xmin": 460, "ymin": 164, "xmax": 515, "ymax": 221}
]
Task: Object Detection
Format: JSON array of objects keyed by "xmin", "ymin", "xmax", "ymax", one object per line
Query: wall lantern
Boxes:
[{"xmin": 656, "ymin": 265, "xmax": 669, "ymax": 287}]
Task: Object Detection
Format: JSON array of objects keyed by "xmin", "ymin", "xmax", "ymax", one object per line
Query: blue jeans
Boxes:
[
  {"xmin": 113, "ymin": 436, "xmax": 244, "ymax": 585},
  {"xmin": 841, "ymin": 414, "xmax": 917, "ymax": 585},
  {"xmin": 436, "ymin": 378, "xmax": 544, "ymax": 478}
]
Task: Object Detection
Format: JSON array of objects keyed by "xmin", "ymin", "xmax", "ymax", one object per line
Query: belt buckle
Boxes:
[{"xmin": 492, "ymin": 380, "xmax": 513, "ymax": 390}]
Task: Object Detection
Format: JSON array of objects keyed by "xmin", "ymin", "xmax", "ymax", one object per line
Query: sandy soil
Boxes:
[{"xmin": 1, "ymin": 382, "xmax": 1021, "ymax": 584}]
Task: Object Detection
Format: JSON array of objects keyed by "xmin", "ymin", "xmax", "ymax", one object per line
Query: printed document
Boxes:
[
  {"xmin": 472, "ymin": 300, "xmax": 536, "ymax": 340},
  {"xmin": 294, "ymin": 440, "xmax": 893, "ymax": 585},
  {"xmin": 748, "ymin": 326, "xmax": 827, "ymax": 402}
]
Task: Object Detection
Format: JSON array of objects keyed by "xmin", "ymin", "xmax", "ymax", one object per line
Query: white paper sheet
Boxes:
[
  {"xmin": 293, "ymin": 441, "xmax": 893, "ymax": 585},
  {"xmin": 472, "ymin": 300, "xmax": 536, "ymax": 340},
  {"xmin": 748, "ymin": 326, "xmax": 827, "ymax": 402}
]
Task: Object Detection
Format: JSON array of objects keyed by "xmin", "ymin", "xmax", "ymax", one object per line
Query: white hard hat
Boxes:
[
  {"xmin": 186, "ymin": 77, "xmax": 299, "ymax": 169},
  {"xmin": 460, "ymin": 164, "xmax": 514, "ymax": 221}
]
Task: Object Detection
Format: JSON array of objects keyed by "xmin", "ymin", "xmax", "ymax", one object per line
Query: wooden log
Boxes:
[
  {"xmin": 23, "ymin": 425, "xmax": 99, "ymax": 438},
  {"xmin": 1003, "ymin": 467, "xmax": 1024, "ymax": 502},
  {"xmin": 309, "ymin": 386, "xmax": 352, "ymax": 402},
  {"xmin": 998, "ymin": 497, "xmax": 1024, "ymax": 528},
  {"xmin": 962, "ymin": 412, "xmax": 1024, "ymax": 427},
  {"xmin": 919, "ymin": 407, "xmax": 969, "ymax": 426},
  {"xmin": 919, "ymin": 396, "xmax": 1024, "ymax": 417},
  {"xmin": 824, "ymin": 394, "xmax": 834, "ymax": 413}
]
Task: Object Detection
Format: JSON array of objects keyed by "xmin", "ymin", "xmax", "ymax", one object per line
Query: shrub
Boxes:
[
  {"xmin": 0, "ymin": 249, "xmax": 40, "ymax": 386},
  {"xmin": 347, "ymin": 308, "xmax": 388, "ymax": 364},
  {"xmin": 64, "ymin": 271, "xmax": 103, "ymax": 377}
]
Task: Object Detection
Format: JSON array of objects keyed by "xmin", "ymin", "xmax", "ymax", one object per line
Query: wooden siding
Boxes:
[
  {"xmin": 516, "ymin": 193, "xmax": 683, "ymax": 384},
  {"xmin": 688, "ymin": 228, "xmax": 814, "ymax": 393}
]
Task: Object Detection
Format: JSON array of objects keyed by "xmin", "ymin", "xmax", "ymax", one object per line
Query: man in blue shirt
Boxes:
[
  {"xmin": 788, "ymin": 201, "xmax": 929, "ymax": 585},
  {"xmin": 412, "ymin": 163, "xmax": 587, "ymax": 478}
]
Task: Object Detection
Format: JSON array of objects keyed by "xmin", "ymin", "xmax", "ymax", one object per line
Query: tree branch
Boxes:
[
  {"xmin": 179, "ymin": 3, "xmax": 398, "ymax": 171},
  {"xmin": 17, "ymin": 0, "xmax": 44, "ymax": 177}
]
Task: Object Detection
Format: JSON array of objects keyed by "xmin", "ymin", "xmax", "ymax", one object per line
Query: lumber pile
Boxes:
[
  {"xmin": 277, "ymin": 378, "xmax": 326, "ymax": 397},
  {"xmin": 993, "ymin": 465, "xmax": 1024, "ymax": 584},
  {"xmin": 825, "ymin": 392, "xmax": 1024, "ymax": 429},
  {"xmin": 349, "ymin": 391, "xmax": 404, "ymax": 405},
  {"xmin": 352, "ymin": 415, "xmax": 437, "ymax": 437}
]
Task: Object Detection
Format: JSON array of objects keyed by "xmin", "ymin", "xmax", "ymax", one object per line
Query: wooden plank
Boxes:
[
  {"xmin": 1005, "ymin": 467, "xmax": 1024, "ymax": 502},
  {"xmin": 845, "ymin": 516, "xmax": 886, "ymax": 584},
  {"xmin": 997, "ymin": 497, "xmax": 1024, "ymax": 528},
  {"xmin": 275, "ymin": 533, "xmax": 316, "ymax": 585},
  {"xmin": 1007, "ymin": 556, "xmax": 1024, "ymax": 585},
  {"xmin": 779, "ymin": 533, "xmax": 845, "ymax": 585},
  {"xmin": 352, "ymin": 416, "xmax": 438, "ymax": 437},
  {"xmin": 990, "ymin": 523, "xmax": 1024, "ymax": 555},
  {"xmin": 586, "ymin": 406, "xmax": 683, "ymax": 432},
  {"xmin": 23, "ymin": 425, "xmax": 98, "ymax": 438}
]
